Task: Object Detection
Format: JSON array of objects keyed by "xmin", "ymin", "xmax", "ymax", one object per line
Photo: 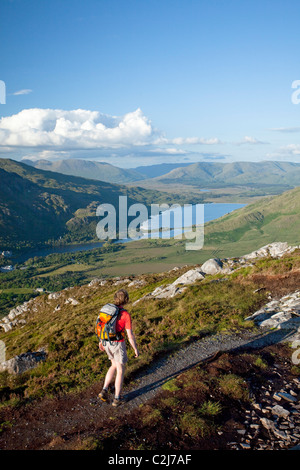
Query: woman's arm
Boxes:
[{"xmin": 126, "ymin": 329, "xmax": 139, "ymax": 357}]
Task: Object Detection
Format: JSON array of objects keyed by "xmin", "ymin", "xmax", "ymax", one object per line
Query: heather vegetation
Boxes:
[
  {"xmin": 1, "ymin": 249, "xmax": 300, "ymax": 410},
  {"xmin": 71, "ymin": 345, "xmax": 298, "ymax": 451}
]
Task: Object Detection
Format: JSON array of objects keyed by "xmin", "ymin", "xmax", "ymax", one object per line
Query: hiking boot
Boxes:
[
  {"xmin": 111, "ymin": 396, "xmax": 124, "ymax": 407},
  {"xmin": 98, "ymin": 388, "xmax": 109, "ymax": 402}
]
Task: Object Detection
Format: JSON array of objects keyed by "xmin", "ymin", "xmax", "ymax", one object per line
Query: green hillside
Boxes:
[
  {"xmin": 0, "ymin": 159, "xmax": 192, "ymax": 250},
  {"xmin": 203, "ymin": 186, "xmax": 300, "ymax": 256},
  {"xmin": 23, "ymin": 158, "xmax": 145, "ymax": 184}
]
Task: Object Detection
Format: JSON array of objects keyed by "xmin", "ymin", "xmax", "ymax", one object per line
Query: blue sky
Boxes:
[{"xmin": 0, "ymin": 0, "xmax": 300, "ymax": 168}]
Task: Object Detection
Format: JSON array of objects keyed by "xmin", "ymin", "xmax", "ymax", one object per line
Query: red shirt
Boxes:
[{"xmin": 116, "ymin": 307, "xmax": 132, "ymax": 342}]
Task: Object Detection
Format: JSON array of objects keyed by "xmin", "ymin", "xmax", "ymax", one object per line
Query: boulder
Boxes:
[
  {"xmin": 271, "ymin": 405, "xmax": 290, "ymax": 418},
  {"xmin": 0, "ymin": 323, "xmax": 12, "ymax": 332},
  {"xmin": 88, "ymin": 279, "xmax": 107, "ymax": 287},
  {"xmin": 128, "ymin": 279, "xmax": 146, "ymax": 288},
  {"xmin": 132, "ymin": 283, "xmax": 186, "ymax": 304},
  {"xmin": 260, "ymin": 417, "xmax": 289, "ymax": 440},
  {"xmin": 8, "ymin": 310, "xmax": 16, "ymax": 321},
  {"xmin": 48, "ymin": 292, "xmax": 61, "ymax": 300},
  {"xmin": 65, "ymin": 297, "xmax": 79, "ymax": 306},
  {"xmin": 200, "ymin": 258, "xmax": 223, "ymax": 275},
  {"xmin": 114, "ymin": 278, "xmax": 131, "ymax": 285},
  {"xmin": 0, "ymin": 350, "xmax": 46, "ymax": 375}
]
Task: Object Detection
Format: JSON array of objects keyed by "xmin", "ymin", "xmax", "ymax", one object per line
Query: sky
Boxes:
[{"xmin": 0, "ymin": 0, "xmax": 300, "ymax": 168}]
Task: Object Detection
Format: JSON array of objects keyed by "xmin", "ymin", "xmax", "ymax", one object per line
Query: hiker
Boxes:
[{"xmin": 98, "ymin": 289, "xmax": 139, "ymax": 407}]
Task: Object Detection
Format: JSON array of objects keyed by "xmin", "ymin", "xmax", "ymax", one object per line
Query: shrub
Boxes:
[
  {"xmin": 179, "ymin": 411, "xmax": 212, "ymax": 438},
  {"xmin": 141, "ymin": 406, "xmax": 163, "ymax": 427},
  {"xmin": 218, "ymin": 374, "xmax": 249, "ymax": 401},
  {"xmin": 254, "ymin": 356, "xmax": 268, "ymax": 369},
  {"xmin": 199, "ymin": 400, "xmax": 222, "ymax": 417},
  {"xmin": 161, "ymin": 378, "xmax": 180, "ymax": 392}
]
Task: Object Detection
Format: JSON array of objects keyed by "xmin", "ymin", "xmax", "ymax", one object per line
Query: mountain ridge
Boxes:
[
  {"xmin": 149, "ymin": 160, "xmax": 300, "ymax": 187},
  {"xmin": 23, "ymin": 158, "xmax": 145, "ymax": 184},
  {"xmin": 22, "ymin": 158, "xmax": 300, "ymax": 188},
  {"xmin": 0, "ymin": 158, "xmax": 188, "ymax": 249}
]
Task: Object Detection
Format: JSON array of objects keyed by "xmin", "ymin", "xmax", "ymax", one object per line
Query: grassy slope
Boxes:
[
  {"xmin": 203, "ymin": 186, "xmax": 300, "ymax": 256},
  {"xmin": 24, "ymin": 158, "xmax": 145, "ymax": 184},
  {"xmin": 0, "ymin": 248, "xmax": 299, "ymax": 408}
]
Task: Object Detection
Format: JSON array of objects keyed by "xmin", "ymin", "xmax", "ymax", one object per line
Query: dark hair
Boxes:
[{"xmin": 114, "ymin": 289, "xmax": 129, "ymax": 306}]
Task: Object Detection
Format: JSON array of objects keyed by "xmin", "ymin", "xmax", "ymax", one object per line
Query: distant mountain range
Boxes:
[
  {"xmin": 151, "ymin": 161, "xmax": 300, "ymax": 188},
  {"xmin": 23, "ymin": 158, "xmax": 195, "ymax": 184},
  {"xmin": 24, "ymin": 158, "xmax": 300, "ymax": 189}
]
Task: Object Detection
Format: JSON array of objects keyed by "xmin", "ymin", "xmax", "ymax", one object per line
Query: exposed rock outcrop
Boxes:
[
  {"xmin": 245, "ymin": 290, "xmax": 300, "ymax": 339},
  {"xmin": 0, "ymin": 349, "xmax": 46, "ymax": 375},
  {"xmin": 242, "ymin": 242, "xmax": 299, "ymax": 260},
  {"xmin": 172, "ymin": 267, "xmax": 205, "ymax": 286}
]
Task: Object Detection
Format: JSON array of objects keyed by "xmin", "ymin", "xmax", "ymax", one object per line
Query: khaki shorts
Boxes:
[{"xmin": 103, "ymin": 340, "xmax": 128, "ymax": 364}]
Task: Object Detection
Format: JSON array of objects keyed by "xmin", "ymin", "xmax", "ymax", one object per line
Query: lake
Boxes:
[{"xmin": 12, "ymin": 203, "xmax": 245, "ymax": 264}]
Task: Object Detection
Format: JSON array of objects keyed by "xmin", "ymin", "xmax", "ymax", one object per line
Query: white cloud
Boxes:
[
  {"xmin": 148, "ymin": 147, "xmax": 187, "ymax": 155},
  {"xmin": 0, "ymin": 107, "xmax": 224, "ymax": 161},
  {"xmin": 282, "ymin": 144, "xmax": 300, "ymax": 155},
  {"xmin": 12, "ymin": 89, "xmax": 33, "ymax": 96},
  {"xmin": 0, "ymin": 107, "xmax": 156, "ymax": 150},
  {"xmin": 157, "ymin": 136, "xmax": 222, "ymax": 146},
  {"xmin": 266, "ymin": 143, "xmax": 300, "ymax": 161},
  {"xmin": 270, "ymin": 127, "xmax": 300, "ymax": 133},
  {"xmin": 169, "ymin": 136, "xmax": 221, "ymax": 145},
  {"xmin": 236, "ymin": 136, "xmax": 268, "ymax": 145},
  {"xmin": 21, "ymin": 150, "xmax": 70, "ymax": 161}
]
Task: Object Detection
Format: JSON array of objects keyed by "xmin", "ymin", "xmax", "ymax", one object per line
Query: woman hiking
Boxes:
[{"xmin": 98, "ymin": 289, "xmax": 139, "ymax": 407}]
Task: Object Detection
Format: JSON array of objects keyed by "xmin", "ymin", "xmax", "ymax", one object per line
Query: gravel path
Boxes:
[{"xmin": 121, "ymin": 327, "xmax": 297, "ymax": 407}]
